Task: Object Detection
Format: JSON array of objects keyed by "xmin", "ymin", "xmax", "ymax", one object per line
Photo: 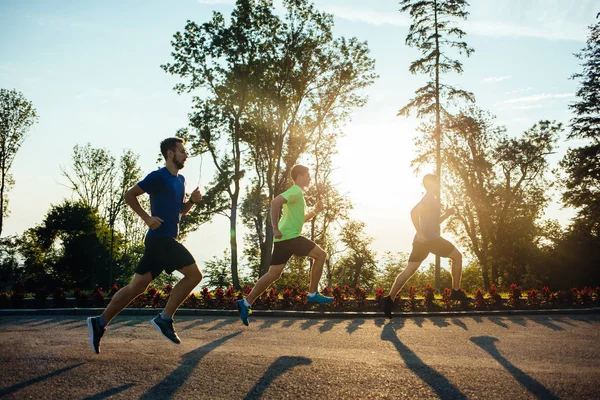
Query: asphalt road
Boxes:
[{"xmin": 1, "ymin": 313, "xmax": 599, "ymax": 399}]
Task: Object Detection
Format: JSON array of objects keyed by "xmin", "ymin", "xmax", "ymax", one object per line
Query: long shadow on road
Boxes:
[
  {"xmin": 0, "ymin": 363, "xmax": 85, "ymax": 397},
  {"xmin": 381, "ymin": 323, "xmax": 467, "ymax": 399},
  {"xmin": 82, "ymin": 383, "xmax": 135, "ymax": 400},
  {"xmin": 244, "ymin": 356, "xmax": 312, "ymax": 400},
  {"xmin": 470, "ymin": 336, "xmax": 559, "ymax": 400},
  {"xmin": 140, "ymin": 331, "xmax": 242, "ymax": 400}
]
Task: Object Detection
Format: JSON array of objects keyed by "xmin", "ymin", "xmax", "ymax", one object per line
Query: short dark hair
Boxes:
[
  {"xmin": 291, "ymin": 165, "xmax": 309, "ymax": 182},
  {"xmin": 160, "ymin": 137, "xmax": 185, "ymax": 160}
]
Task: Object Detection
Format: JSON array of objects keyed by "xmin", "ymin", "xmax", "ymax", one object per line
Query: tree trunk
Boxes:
[
  {"xmin": 433, "ymin": 0, "xmax": 442, "ymax": 291},
  {"xmin": 352, "ymin": 260, "xmax": 361, "ymax": 288},
  {"xmin": 109, "ymin": 226, "xmax": 115, "ymax": 288},
  {"xmin": 0, "ymin": 153, "xmax": 5, "ymax": 237},
  {"xmin": 230, "ymin": 201, "xmax": 240, "ymax": 290},
  {"xmin": 325, "ymin": 258, "xmax": 332, "ymax": 288},
  {"xmin": 481, "ymin": 260, "xmax": 491, "ymax": 290},
  {"xmin": 260, "ymin": 215, "xmax": 274, "ymax": 276},
  {"xmin": 491, "ymin": 261, "xmax": 499, "ymax": 287}
]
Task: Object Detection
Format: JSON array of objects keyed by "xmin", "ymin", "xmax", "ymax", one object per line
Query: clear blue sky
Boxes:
[{"xmin": 0, "ymin": 0, "xmax": 597, "ymax": 273}]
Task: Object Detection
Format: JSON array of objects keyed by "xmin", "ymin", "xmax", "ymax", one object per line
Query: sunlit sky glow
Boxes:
[{"xmin": 0, "ymin": 0, "xmax": 597, "ymax": 273}]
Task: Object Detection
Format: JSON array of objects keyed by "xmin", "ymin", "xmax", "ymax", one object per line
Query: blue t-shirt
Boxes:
[
  {"xmin": 414, "ymin": 192, "xmax": 441, "ymax": 242},
  {"xmin": 137, "ymin": 167, "xmax": 186, "ymax": 239}
]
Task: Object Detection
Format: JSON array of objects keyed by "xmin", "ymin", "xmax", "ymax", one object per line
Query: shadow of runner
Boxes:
[
  {"xmin": 470, "ymin": 336, "xmax": 559, "ymax": 400},
  {"xmin": 381, "ymin": 324, "xmax": 467, "ymax": 399},
  {"xmin": 0, "ymin": 363, "xmax": 85, "ymax": 396},
  {"xmin": 244, "ymin": 356, "xmax": 312, "ymax": 400},
  {"xmin": 140, "ymin": 331, "xmax": 242, "ymax": 400},
  {"xmin": 82, "ymin": 383, "xmax": 135, "ymax": 400}
]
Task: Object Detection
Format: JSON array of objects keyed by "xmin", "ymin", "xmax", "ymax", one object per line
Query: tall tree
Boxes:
[
  {"xmin": 0, "ymin": 89, "xmax": 38, "ymax": 236},
  {"xmin": 164, "ymin": 0, "xmax": 376, "ymax": 285},
  {"xmin": 561, "ymin": 20, "xmax": 600, "ymax": 232},
  {"xmin": 243, "ymin": 0, "xmax": 376, "ymax": 276},
  {"xmin": 398, "ymin": 0, "xmax": 474, "ymax": 289},
  {"xmin": 162, "ymin": 1, "xmax": 278, "ymax": 289},
  {"xmin": 332, "ymin": 220, "xmax": 378, "ymax": 290},
  {"xmin": 62, "ymin": 144, "xmax": 145, "ymax": 285},
  {"xmin": 105, "ymin": 150, "xmax": 143, "ymax": 286},
  {"xmin": 61, "ymin": 143, "xmax": 118, "ymax": 214}
]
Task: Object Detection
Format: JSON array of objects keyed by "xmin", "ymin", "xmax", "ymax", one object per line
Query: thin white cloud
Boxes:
[
  {"xmin": 483, "ymin": 75, "xmax": 512, "ymax": 83},
  {"xmin": 516, "ymin": 104, "xmax": 544, "ymax": 110},
  {"xmin": 501, "ymin": 93, "xmax": 575, "ymax": 104},
  {"xmin": 464, "ymin": 19, "xmax": 585, "ymax": 42},
  {"xmin": 320, "ymin": 5, "xmax": 410, "ymax": 27},
  {"xmin": 505, "ymin": 87, "xmax": 533, "ymax": 95},
  {"xmin": 319, "ymin": 4, "xmax": 586, "ymax": 42}
]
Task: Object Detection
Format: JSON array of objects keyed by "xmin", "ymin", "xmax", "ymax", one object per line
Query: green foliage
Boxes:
[
  {"xmin": 568, "ymin": 20, "xmax": 600, "ymax": 141},
  {"xmin": 164, "ymin": 0, "xmax": 376, "ymax": 281},
  {"xmin": 561, "ymin": 21, "xmax": 600, "ymax": 235},
  {"xmin": 419, "ymin": 106, "xmax": 561, "ymax": 288},
  {"xmin": 202, "ymin": 250, "xmax": 233, "ymax": 289},
  {"xmin": 151, "ymin": 272, "xmax": 181, "ymax": 289},
  {"xmin": 375, "ymin": 251, "xmax": 408, "ymax": 291},
  {"xmin": 332, "ymin": 221, "xmax": 378, "ymax": 291},
  {"xmin": 460, "ymin": 261, "xmax": 484, "ymax": 293},
  {"xmin": 0, "ymin": 236, "xmax": 22, "ymax": 292},
  {"xmin": 397, "ymin": 263, "xmax": 452, "ymax": 297},
  {"xmin": 274, "ymin": 256, "xmax": 311, "ymax": 291},
  {"xmin": 398, "ymin": 0, "xmax": 474, "ymax": 119},
  {"xmin": 18, "ymin": 200, "xmax": 133, "ymax": 290},
  {"xmin": 0, "ymin": 88, "xmax": 38, "ymax": 235}
]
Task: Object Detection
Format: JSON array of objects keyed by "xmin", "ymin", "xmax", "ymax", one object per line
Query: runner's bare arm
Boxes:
[
  {"xmin": 304, "ymin": 199, "xmax": 323, "ymax": 222},
  {"xmin": 182, "ymin": 187, "xmax": 202, "ymax": 216},
  {"xmin": 440, "ymin": 206, "xmax": 455, "ymax": 223},
  {"xmin": 125, "ymin": 185, "xmax": 162, "ymax": 230}
]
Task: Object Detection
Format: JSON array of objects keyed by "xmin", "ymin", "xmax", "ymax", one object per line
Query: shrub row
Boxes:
[{"xmin": 1, "ymin": 282, "xmax": 599, "ymax": 311}]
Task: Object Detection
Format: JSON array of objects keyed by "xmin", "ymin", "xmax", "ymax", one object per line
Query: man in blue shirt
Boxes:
[
  {"xmin": 382, "ymin": 174, "xmax": 467, "ymax": 318},
  {"xmin": 87, "ymin": 137, "xmax": 203, "ymax": 353}
]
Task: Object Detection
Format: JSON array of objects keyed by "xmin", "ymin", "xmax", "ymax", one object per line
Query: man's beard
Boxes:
[{"xmin": 174, "ymin": 158, "xmax": 185, "ymax": 169}]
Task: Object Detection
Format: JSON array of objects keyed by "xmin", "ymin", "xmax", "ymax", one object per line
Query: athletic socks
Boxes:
[
  {"xmin": 159, "ymin": 312, "xmax": 173, "ymax": 322},
  {"xmin": 243, "ymin": 298, "xmax": 250, "ymax": 308},
  {"xmin": 308, "ymin": 292, "xmax": 316, "ymax": 297},
  {"xmin": 98, "ymin": 316, "xmax": 107, "ymax": 328}
]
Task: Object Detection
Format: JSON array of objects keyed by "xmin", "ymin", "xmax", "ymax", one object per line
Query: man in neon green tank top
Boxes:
[{"xmin": 237, "ymin": 165, "xmax": 333, "ymax": 325}]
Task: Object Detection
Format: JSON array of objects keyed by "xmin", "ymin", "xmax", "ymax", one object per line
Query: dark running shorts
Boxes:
[
  {"xmin": 271, "ymin": 236, "xmax": 317, "ymax": 265},
  {"xmin": 408, "ymin": 237, "xmax": 456, "ymax": 263},
  {"xmin": 135, "ymin": 235, "xmax": 196, "ymax": 279}
]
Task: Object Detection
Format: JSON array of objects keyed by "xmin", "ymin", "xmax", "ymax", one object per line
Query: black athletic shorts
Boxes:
[
  {"xmin": 271, "ymin": 236, "xmax": 316, "ymax": 265},
  {"xmin": 135, "ymin": 235, "xmax": 196, "ymax": 279},
  {"xmin": 408, "ymin": 237, "xmax": 456, "ymax": 263}
]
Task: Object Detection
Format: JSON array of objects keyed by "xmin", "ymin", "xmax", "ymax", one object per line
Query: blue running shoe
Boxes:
[
  {"xmin": 237, "ymin": 299, "xmax": 251, "ymax": 326},
  {"xmin": 307, "ymin": 292, "xmax": 334, "ymax": 305}
]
